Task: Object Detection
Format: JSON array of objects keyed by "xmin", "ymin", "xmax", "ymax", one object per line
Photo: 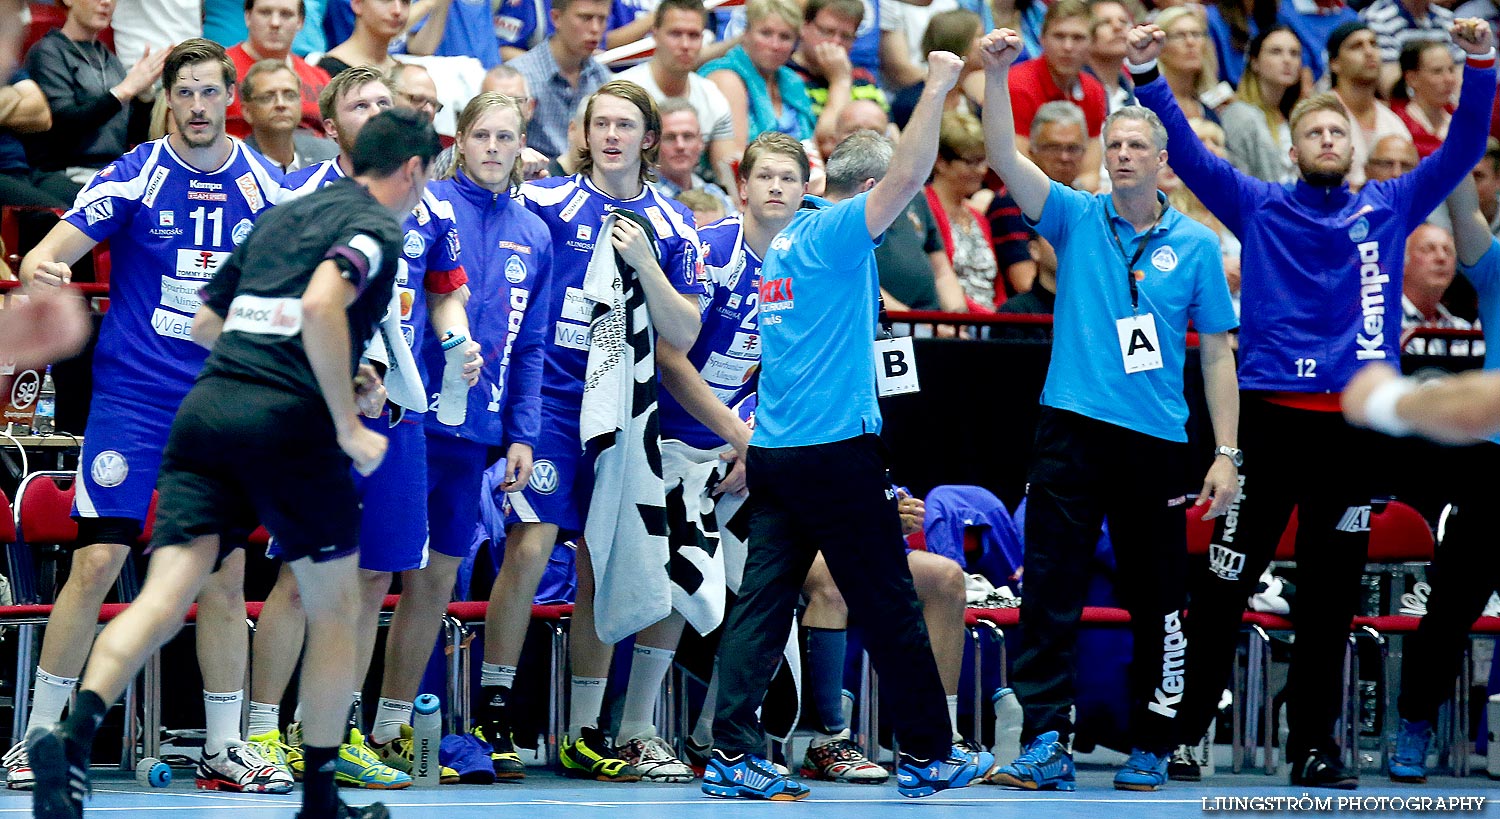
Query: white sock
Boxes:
[
  {"xmin": 372, "ymin": 698, "xmax": 414, "ymax": 745},
  {"xmin": 248, "ymin": 701, "xmax": 280, "ymax": 738},
  {"xmin": 568, "ymin": 676, "xmax": 608, "ymax": 738},
  {"xmin": 618, "ymin": 645, "xmax": 674, "ymax": 742},
  {"xmin": 480, "ymin": 663, "xmax": 517, "ymax": 690},
  {"xmin": 690, "ymin": 665, "xmax": 719, "ymax": 748},
  {"xmin": 947, "ymin": 694, "xmax": 961, "ymax": 743},
  {"xmin": 203, "ymin": 690, "xmax": 244, "ymax": 755},
  {"xmin": 26, "ymin": 668, "xmax": 78, "ymax": 735}
]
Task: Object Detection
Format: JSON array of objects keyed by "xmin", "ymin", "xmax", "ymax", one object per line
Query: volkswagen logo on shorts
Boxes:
[
  {"xmin": 530, "ymin": 460, "xmax": 559, "ymax": 495},
  {"xmin": 91, "ymin": 451, "xmax": 129, "ymax": 488}
]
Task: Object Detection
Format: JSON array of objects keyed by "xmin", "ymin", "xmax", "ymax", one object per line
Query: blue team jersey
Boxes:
[
  {"xmin": 282, "ymin": 158, "xmax": 457, "ymax": 392},
  {"xmin": 65, "ymin": 137, "xmax": 285, "ymax": 411},
  {"xmin": 521, "ymin": 173, "xmax": 705, "ymax": 409},
  {"xmin": 420, "ymin": 173, "xmax": 551, "ymax": 448},
  {"xmin": 753, "ymin": 193, "xmax": 882, "ymax": 449},
  {"xmin": 1460, "ymin": 238, "xmax": 1500, "ymax": 445},
  {"xmin": 494, "ymin": 0, "xmax": 551, "ymax": 51},
  {"xmin": 659, "ymin": 215, "xmax": 763, "ymax": 449}
]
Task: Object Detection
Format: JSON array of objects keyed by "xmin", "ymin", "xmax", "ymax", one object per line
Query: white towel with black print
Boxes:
[
  {"xmin": 659, "ymin": 440, "xmax": 751, "ymax": 636},
  {"xmin": 580, "ymin": 212, "xmax": 673, "ymax": 645}
]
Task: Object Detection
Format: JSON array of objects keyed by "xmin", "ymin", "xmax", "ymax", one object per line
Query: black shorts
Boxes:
[{"xmin": 151, "ymin": 376, "xmax": 360, "ymax": 564}]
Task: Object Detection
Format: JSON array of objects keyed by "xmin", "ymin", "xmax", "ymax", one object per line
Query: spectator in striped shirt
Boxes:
[{"xmin": 1360, "ymin": 0, "xmax": 1456, "ymax": 93}]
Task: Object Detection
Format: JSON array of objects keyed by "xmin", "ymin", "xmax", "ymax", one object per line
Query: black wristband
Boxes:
[{"xmin": 1129, "ymin": 63, "xmax": 1160, "ymax": 85}]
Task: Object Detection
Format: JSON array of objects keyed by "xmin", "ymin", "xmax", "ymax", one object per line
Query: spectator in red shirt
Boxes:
[
  {"xmin": 1391, "ymin": 39, "xmax": 1458, "ymax": 157},
  {"xmin": 1006, "ymin": 0, "xmax": 1107, "ymax": 190},
  {"xmin": 226, "ymin": 0, "xmax": 332, "ymax": 138}
]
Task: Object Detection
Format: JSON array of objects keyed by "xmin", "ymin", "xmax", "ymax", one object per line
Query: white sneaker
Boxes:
[
  {"xmin": 195, "ymin": 739, "xmax": 295, "ymax": 794},
  {"xmin": 4, "ymin": 740, "xmax": 33, "ymax": 790},
  {"xmin": 614, "ymin": 736, "xmax": 695, "ymax": 783}
]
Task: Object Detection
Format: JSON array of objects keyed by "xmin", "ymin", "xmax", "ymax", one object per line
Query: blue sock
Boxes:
[{"xmin": 807, "ymin": 627, "xmax": 849, "ymax": 734}]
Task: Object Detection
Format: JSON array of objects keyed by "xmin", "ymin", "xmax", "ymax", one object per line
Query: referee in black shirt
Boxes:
[{"xmin": 28, "ymin": 109, "xmax": 442, "ymax": 819}]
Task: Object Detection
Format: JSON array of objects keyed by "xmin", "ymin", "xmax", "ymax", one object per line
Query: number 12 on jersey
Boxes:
[{"xmin": 1295, "ymin": 358, "xmax": 1317, "ymax": 378}]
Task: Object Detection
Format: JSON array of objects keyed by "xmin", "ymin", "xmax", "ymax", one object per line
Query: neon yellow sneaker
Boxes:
[
  {"xmin": 470, "ymin": 725, "xmax": 526, "ymax": 780},
  {"xmin": 559, "ymin": 726, "xmax": 640, "ymax": 782},
  {"xmin": 336, "ymin": 729, "xmax": 413, "ymax": 789},
  {"xmin": 246, "ymin": 729, "xmax": 296, "ymax": 782},
  {"xmin": 285, "ymin": 722, "xmax": 306, "ymax": 781},
  {"xmin": 369, "ymin": 726, "xmax": 460, "ymax": 784}
]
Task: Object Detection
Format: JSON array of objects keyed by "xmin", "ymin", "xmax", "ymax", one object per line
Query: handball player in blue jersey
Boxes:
[
  {"xmin": 365, "ymin": 91, "xmax": 551, "ymax": 780},
  {"xmin": 14, "ymin": 39, "xmax": 292, "ymax": 796},
  {"xmin": 1128, "ymin": 18, "xmax": 1495, "ymax": 787},
  {"xmin": 473, "ymin": 78, "xmax": 705, "ymax": 783},
  {"xmin": 242, "ymin": 65, "xmax": 476, "ymax": 790}
]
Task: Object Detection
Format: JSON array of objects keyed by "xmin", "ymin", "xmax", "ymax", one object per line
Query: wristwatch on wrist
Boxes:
[{"xmin": 1215, "ymin": 446, "xmax": 1243, "ymax": 467}]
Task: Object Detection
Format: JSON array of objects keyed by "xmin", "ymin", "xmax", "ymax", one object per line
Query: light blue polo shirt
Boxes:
[
  {"xmin": 753, "ymin": 192, "xmax": 882, "ymax": 449},
  {"xmin": 1033, "ymin": 180, "xmax": 1238, "ymax": 442},
  {"xmin": 1459, "ymin": 237, "xmax": 1500, "ymax": 445}
]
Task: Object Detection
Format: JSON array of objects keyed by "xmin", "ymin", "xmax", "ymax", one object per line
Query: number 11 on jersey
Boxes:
[{"xmin": 191, "ymin": 207, "xmax": 224, "ymax": 246}]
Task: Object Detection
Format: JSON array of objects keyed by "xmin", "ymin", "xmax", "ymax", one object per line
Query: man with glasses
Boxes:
[
  {"xmin": 388, "ymin": 63, "xmax": 443, "ymax": 124},
  {"xmin": 1029, "ymin": 101, "xmax": 1091, "ymax": 187},
  {"xmin": 242, "ymin": 60, "xmax": 338, "ymax": 172},
  {"xmin": 227, "ymin": 0, "xmax": 332, "ymax": 138},
  {"xmin": 1366, "ymin": 134, "xmax": 1422, "ymax": 182},
  {"xmin": 1009, "ymin": 0, "xmax": 1108, "ymax": 191},
  {"xmin": 786, "ymin": 0, "xmax": 888, "ymax": 149}
]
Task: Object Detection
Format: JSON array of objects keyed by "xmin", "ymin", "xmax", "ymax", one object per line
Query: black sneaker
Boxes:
[
  {"xmin": 295, "ymin": 799, "xmax": 390, "ymax": 819},
  {"xmin": 1167, "ymin": 744, "xmax": 1201, "ymax": 782},
  {"xmin": 474, "ymin": 686, "xmax": 526, "ymax": 780},
  {"xmin": 1290, "ymin": 749, "xmax": 1358, "ymax": 790},
  {"xmin": 27, "ymin": 726, "xmax": 90, "ymax": 819}
]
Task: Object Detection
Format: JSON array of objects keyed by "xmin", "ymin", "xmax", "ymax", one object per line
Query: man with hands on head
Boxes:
[
  {"xmin": 1126, "ymin": 16, "xmax": 1496, "ymax": 789},
  {"xmin": 977, "ymin": 26, "xmax": 1241, "ymax": 794},
  {"xmin": 702, "ymin": 50, "xmax": 992, "ymax": 803}
]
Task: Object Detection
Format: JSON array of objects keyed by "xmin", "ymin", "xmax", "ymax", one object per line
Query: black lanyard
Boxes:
[{"xmin": 1107, "ymin": 202, "xmax": 1165, "ymax": 315}]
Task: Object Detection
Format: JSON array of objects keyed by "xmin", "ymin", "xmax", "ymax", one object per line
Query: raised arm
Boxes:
[
  {"xmin": 865, "ymin": 51, "xmax": 964, "ymax": 238},
  {"xmin": 977, "ymin": 29, "xmax": 1050, "ymax": 221},
  {"xmin": 1344, "ymin": 362, "xmax": 1500, "ymax": 444},
  {"xmin": 1126, "ymin": 24, "xmax": 1253, "ymax": 235},
  {"xmin": 1446, "ymin": 173, "xmax": 1494, "ymax": 267},
  {"xmin": 1394, "ymin": 19, "xmax": 1497, "ymax": 229}
]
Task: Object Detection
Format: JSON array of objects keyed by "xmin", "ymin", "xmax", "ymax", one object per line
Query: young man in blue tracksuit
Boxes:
[
  {"xmin": 363, "ymin": 92, "xmax": 552, "ymax": 776},
  {"xmin": 1128, "ymin": 18, "xmax": 1497, "ymax": 788}
]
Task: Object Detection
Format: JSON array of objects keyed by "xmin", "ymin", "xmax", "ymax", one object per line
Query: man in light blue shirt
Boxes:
[
  {"xmin": 978, "ymin": 27, "xmax": 1241, "ymax": 792},
  {"xmin": 703, "ymin": 51, "xmax": 992, "ymax": 802}
]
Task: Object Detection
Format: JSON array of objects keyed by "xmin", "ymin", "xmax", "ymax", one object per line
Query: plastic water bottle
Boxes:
[
  {"xmin": 992, "ymin": 688, "xmax": 1022, "ymax": 765},
  {"xmin": 33, "ymin": 366, "xmax": 56, "ymax": 435},
  {"xmin": 413, "ymin": 694, "xmax": 441, "ymax": 786},
  {"xmin": 436, "ymin": 330, "xmax": 470, "ymax": 427}
]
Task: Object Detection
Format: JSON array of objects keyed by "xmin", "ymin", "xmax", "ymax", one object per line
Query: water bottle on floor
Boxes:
[{"xmin": 414, "ymin": 694, "xmax": 441, "ymax": 786}]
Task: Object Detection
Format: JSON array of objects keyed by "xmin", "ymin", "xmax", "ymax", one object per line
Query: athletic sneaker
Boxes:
[
  {"xmin": 1289, "ymin": 748, "xmax": 1359, "ymax": 790},
  {"xmin": 247, "ymin": 729, "xmax": 296, "ymax": 780},
  {"xmin": 799, "ymin": 731, "xmax": 888, "ymax": 783},
  {"xmin": 702, "ymin": 748, "xmax": 810, "ymax": 801},
  {"xmin": 294, "ymin": 799, "xmax": 391, "ymax": 819},
  {"xmin": 985, "ymin": 730, "xmax": 1076, "ymax": 791},
  {"xmin": 4, "ymin": 739, "xmax": 34, "ymax": 790},
  {"xmin": 285, "ymin": 721, "xmax": 307, "ymax": 780},
  {"xmin": 1390, "ymin": 720, "xmax": 1433, "ymax": 784},
  {"xmin": 1113, "ymin": 748, "xmax": 1170, "ymax": 791},
  {"xmin": 895, "ymin": 743, "xmax": 988, "ymax": 798},
  {"xmin": 559, "ymin": 726, "xmax": 640, "ymax": 782},
  {"xmin": 1167, "ymin": 744, "xmax": 1201, "ymax": 782},
  {"xmin": 337, "ymin": 730, "xmax": 413, "ymax": 789},
  {"xmin": 368, "ymin": 726, "xmax": 460, "ymax": 783},
  {"xmin": 613, "ymin": 736, "xmax": 695, "ymax": 783},
  {"xmin": 469, "ymin": 725, "xmax": 526, "ymax": 780},
  {"xmin": 196, "ymin": 739, "xmax": 295, "ymax": 793},
  {"xmin": 27, "ymin": 725, "xmax": 89, "ymax": 819}
]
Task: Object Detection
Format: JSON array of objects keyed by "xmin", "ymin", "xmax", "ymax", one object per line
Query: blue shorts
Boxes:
[
  {"xmin": 503, "ymin": 404, "xmax": 594, "ymax": 536},
  {"xmin": 73, "ymin": 393, "xmax": 175, "ymax": 524},
  {"xmin": 268, "ymin": 412, "xmax": 429, "ymax": 572},
  {"xmin": 426, "ymin": 432, "xmax": 491, "ymax": 560}
]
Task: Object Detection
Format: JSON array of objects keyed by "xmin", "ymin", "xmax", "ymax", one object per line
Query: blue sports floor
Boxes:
[{"xmin": 0, "ymin": 767, "xmax": 1494, "ymax": 818}]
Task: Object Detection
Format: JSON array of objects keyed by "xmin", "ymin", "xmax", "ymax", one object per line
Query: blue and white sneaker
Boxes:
[
  {"xmin": 896, "ymin": 743, "xmax": 989, "ymax": 798},
  {"xmin": 985, "ymin": 730, "xmax": 1076, "ymax": 791},
  {"xmin": 702, "ymin": 749, "xmax": 810, "ymax": 801},
  {"xmin": 1389, "ymin": 719, "xmax": 1432, "ymax": 784},
  {"xmin": 1113, "ymin": 748, "xmax": 1170, "ymax": 791}
]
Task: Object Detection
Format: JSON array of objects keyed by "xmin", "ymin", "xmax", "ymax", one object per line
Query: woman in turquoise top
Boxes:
[{"xmin": 702, "ymin": 0, "xmax": 817, "ymax": 144}]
